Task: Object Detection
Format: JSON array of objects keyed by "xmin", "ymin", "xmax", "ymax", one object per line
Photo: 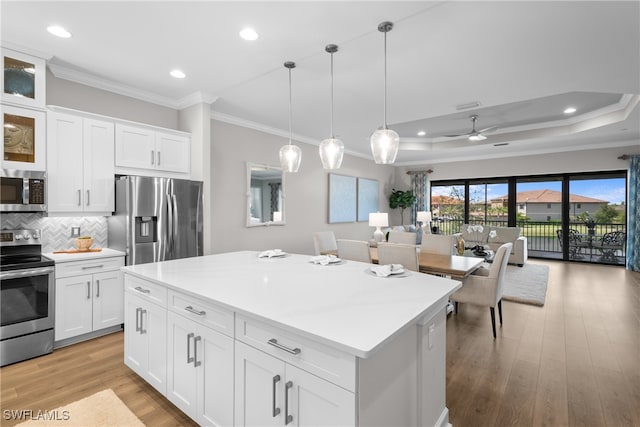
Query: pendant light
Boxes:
[
  {"xmin": 370, "ymin": 21, "xmax": 399, "ymax": 164},
  {"xmin": 319, "ymin": 44, "xmax": 344, "ymax": 169},
  {"xmin": 279, "ymin": 61, "xmax": 302, "ymax": 172}
]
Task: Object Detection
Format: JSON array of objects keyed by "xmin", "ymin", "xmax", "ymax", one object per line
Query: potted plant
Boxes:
[{"xmin": 389, "ymin": 189, "xmax": 417, "ymax": 225}]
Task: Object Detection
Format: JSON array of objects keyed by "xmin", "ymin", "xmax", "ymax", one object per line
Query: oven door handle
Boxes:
[{"xmin": 0, "ymin": 266, "xmax": 54, "ymax": 280}]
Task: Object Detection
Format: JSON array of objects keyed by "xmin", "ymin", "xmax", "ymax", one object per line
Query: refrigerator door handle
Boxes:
[
  {"xmin": 166, "ymin": 191, "xmax": 174, "ymax": 258},
  {"xmin": 171, "ymin": 193, "xmax": 178, "ymax": 256}
]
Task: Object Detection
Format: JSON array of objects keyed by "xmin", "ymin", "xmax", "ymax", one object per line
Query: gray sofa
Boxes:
[{"xmin": 455, "ymin": 225, "xmax": 527, "ymax": 266}]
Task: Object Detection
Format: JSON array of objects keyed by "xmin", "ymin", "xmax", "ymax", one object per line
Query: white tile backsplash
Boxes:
[{"xmin": 1, "ymin": 213, "xmax": 108, "ymax": 252}]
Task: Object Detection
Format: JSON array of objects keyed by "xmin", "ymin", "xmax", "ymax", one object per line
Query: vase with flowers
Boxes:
[{"xmin": 466, "ymin": 225, "xmax": 496, "ymax": 256}]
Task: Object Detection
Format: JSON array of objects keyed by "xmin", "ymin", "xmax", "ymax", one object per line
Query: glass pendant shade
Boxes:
[
  {"xmin": 468, "ymin": 133, "xmax": 486, "ymax": 141},
  {"xmin": 319, "ymin": 137, "xmax": 344, "ymax": 169},
  {"xmin": 279, "ymin": 143, "xmax": 302, "ymax": 173},
  {"xmin": 279, "ymin": 61, "xmax": 301, "ymax": 173},
  {"xmin": 370, "ymin": 128, "xmax": 399, "ymax": 164}
]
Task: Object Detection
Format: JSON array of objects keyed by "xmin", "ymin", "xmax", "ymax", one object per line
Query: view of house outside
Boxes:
[{"xmin": 430, "ymin": 176, "xmax": 626, "ymax": 265}]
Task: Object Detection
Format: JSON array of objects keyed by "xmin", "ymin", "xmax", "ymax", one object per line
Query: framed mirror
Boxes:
[{"xmin": 246, "ymin": 162, "xmax": 285, "ymax": 227}]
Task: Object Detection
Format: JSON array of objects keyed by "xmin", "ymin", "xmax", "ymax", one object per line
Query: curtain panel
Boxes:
[
  {"xmin": 410, "ymin": 172, "xmax": 429, "ymax": 224},
  {"xmin": 627, "ymin": 156, "xmax": 640, "ymax": 271}
]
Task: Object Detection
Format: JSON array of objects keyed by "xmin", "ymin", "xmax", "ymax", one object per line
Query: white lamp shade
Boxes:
[
  {"xmin": 279, "ymin": 144, "xmax": 302, "ymax": 172},
  {"xmin": 417, "ymin": 211, "xmax": 432, "ymax": 223},
  {"xmin": 368, "ymin": 212, "xmax": 389, "ymax": 227},
  {"xmin": 370, "ymin": 128, "xmax": 399, "ymax": 164},
  {"xmin": 273, "ymin": 211, "xmax": 282, "ymax": 222},
  {"xmin": 319, "ymin": 137, "xmax": 344, "ymax": 169}
]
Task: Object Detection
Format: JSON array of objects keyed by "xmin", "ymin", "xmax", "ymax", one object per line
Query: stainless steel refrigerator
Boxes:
[{"xmin": 108, "ymin": 176, "xmax": 203, "ymax": 265}]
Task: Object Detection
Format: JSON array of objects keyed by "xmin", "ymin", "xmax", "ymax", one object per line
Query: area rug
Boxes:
[
  {"xmin": 502, "ymin": 263, "xmax": 549, "ymax": 306},
  {"xmin": 16, "ymin": 389, "xmax": 144, "ymax": 426}
]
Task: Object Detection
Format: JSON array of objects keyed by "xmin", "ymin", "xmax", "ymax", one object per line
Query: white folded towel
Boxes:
[
  {"xmin": 370, "ymin": 264, "xmax": 404, "ymax": 277},
  {"xmin": 258, "ymin": 249, "xmax": 285, "ymax": 258},
  {"xmin": 309, "ymin": 255, "xmax": 339, "ymax": 265}
]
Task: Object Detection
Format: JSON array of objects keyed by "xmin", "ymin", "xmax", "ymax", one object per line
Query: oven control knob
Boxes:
[
  {"xmin": 32, "ymin": 232, "xmax": 41, "ymax": 240},
  {"xmin": 24, "ymin": 234, "xmax": 32, "ymax": 240},
  {"xmin": 14, "ymin": 234, "xmax": 23, "ymax": 240}
]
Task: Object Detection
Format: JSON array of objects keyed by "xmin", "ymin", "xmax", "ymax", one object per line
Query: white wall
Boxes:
[{"xmin": 210, "ymin": 120, "xmax": 395, "ymax": 255}]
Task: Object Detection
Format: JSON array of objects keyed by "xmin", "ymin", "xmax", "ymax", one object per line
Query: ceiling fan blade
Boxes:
[
  {"xmin": 442, "ymin": 133, "xmax": 469, "ymax": 138},
  {"xmin": 478, "ymin": 126, "xmax": 498, "ymax": 133}
]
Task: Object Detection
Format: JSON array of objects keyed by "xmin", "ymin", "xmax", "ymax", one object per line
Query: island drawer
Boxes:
[
  {"xmin": 235, "ymin": 315, "xmax": 356, "ymax": 391},
  {"xmin": 168, "ymin": 290, "xmax": 234, "ymax": 338},
  {"xmin": 125, "ymin": 275, "xmax": 167, "ymax": 308},
  {"xmin": 55, "ymin": 257, "xmax": 124, "ymax": 278}
]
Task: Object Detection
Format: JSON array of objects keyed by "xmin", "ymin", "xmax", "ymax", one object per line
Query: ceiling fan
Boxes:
[{"xmin": 443, "ymin": 115, "xmax": 497, "ymax": 141}]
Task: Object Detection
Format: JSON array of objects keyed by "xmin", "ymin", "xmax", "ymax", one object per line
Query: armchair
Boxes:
[{"xmin": 450, "ymin": 242, "xmax": 512, "ymax": 339}]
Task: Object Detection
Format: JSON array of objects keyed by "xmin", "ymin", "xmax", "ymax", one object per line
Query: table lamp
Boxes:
[
  {"xmin": 416, "ymin": 211, "xmax": 432, "ymax": 234},
  {"xmin": 273, "ymin": 211, "xmax": 282, "ymax": 222},
  {"xmin": 369, "ymin": 212, "xmax": 389, "ymax": 243}
]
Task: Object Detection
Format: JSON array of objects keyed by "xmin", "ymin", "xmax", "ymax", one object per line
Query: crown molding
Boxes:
[
  {"xmin": 1, "ymin": 41, "xmax": 52, "ymax": 60},
  {"xmin": 47, "ymin": 62, "xmax": 213, "ymax": 110}
]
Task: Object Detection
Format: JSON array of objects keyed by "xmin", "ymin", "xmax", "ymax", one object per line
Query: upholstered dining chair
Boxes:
[
  {"xmin": 420, "ymin": 234, "xmax": 455, "ymax": 255},
  {"xmin": 449, "ymin": 242, "xmax": 512, "ymax": 339},
  {"xmin": 387, "ymin": 230, "xmax": 417, "ymax": 245},
  {"xmin": 376, "ymin": 242, "xmax": 419, "ymax": 272},
  {"xmin": 313, "ymin": 231, "xmax": 338, "ymax": 256},
  {"xmin": 336, "ymin": 239, "xmax": 372, "ymax": 263}
]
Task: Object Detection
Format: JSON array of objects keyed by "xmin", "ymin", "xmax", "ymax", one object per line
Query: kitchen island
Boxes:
[{"xmin": 122, "ymin": 251, "xmax": 461, "ymax": 426}]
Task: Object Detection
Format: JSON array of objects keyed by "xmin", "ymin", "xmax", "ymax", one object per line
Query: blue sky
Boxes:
[{"xmin": 432, "ymin": 178, "xmax": 626, "ymax": 204}]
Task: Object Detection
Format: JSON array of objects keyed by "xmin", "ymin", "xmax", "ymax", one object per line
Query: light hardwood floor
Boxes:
[{"xmin": 1, "ymin": 260, "xmax": 638, "ymax": 426}]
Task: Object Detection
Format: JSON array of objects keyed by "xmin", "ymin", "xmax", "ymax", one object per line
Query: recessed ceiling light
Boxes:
[
  {"xmin": 239, "ymin": 28, "xmax": 259, "ymax": 41},
  {"xmin": 47, "ymin": 25, "xmax": 71, "ymax": 38},
  {"xmin": 563, "ymin": 107, "xmax": 577, "ymax": 114},
  {"xmin": 417, "ymin": 130, "xmax": 426, "ymax": 136},
  {"xmin": 170, "ymin": 69, "xmax": 186, "ymax": 79}
]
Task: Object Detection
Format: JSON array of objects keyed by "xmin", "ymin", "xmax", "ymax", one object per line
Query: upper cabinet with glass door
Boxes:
[{"xmin": 2, "ymin": 47, "xmax": 46, "ymax": 110}]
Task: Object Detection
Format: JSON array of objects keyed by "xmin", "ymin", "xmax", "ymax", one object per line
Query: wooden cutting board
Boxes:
[{"xmin": 53, "ymin": 248, "xmax": 103, "ymax": 254}]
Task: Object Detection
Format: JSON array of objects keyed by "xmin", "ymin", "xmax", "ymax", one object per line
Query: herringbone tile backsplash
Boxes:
[{"xmin": 1, "ymin": 213, "xmax": 108, "ymax": 253}]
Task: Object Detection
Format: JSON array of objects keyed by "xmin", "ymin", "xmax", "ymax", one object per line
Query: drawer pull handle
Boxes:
[
  {"xmin": 86, "ymin": 281, "xmax": 91, "ymax": 299},
  {"xmin": 185, "ymin": 306, "xmax": 206, "ymax": 316},
  {"xmin": 285, "ymin": 380, "xmax": 293, "ymax": 425},
  {"xmin": 82, "ymin": 265, "xmax": 104, "ymax": 270},
  {"xmin": 193, "ymin": 335, "xmax": 202, "ymax": 367},
  {"xmin": 267, "ymin": 338, "xmax": 301, "ymax": 355},
  {"xmin": 187, "ymin": 332, "xmax": 195, "ymax": 364},
  {"xmin": 272, "ymin": 375, "xmax": 281, "ymax": 417},
  {"xmin": 134, "ymin": 286, "xmax": 151, "ymax": 294}
]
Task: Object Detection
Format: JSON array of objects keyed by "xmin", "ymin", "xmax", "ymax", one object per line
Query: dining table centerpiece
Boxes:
[{"xmin": 466, "ymin": 224, "xmax": 496, "ymax": 256}]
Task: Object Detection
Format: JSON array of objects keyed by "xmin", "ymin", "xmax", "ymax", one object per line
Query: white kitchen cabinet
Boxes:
[
  {"xmin": 47, "ymin": 111, "xmax": 114, "ymax": 214},
  {"xmin": 115, "ymin": 123, "xmax": 190, "ymax": 176},
  {"xmin": 166, "ymin": 311, "xmax": 234, "ymax": 426},
  {"xmin": 235, "ymin": 341, "xmax": 354, "ymax": 427},
  {"xmin": 54, "ymin": 256, "xmax": 124, "ymax": 342},
  {"xmin": 2, "ymin": 47, "xmax": 46, "ymax": 110},
  {"xmin": 2, "ymin": 104, "xmax": 46, "ymax": 171},
  {"xmin": 124, "ymin": 290, "xmax": 167, "ymax": 395}
]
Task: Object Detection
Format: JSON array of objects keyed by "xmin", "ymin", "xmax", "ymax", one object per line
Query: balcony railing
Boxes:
[{"xmin": 432, "ymin": 218, "xmax": 626, "ymax": 265}]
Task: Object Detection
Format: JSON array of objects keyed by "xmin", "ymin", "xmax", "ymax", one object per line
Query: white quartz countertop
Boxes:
[
  {"xmin": 122, "ymin": 251, "xmax": 462, "ymax": 358},
  {"xmin": 44, "ymin": 248, "xmax": 126, "ymax": 263}
]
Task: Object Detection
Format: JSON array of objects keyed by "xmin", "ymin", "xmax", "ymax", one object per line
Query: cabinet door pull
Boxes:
[
  {"xmin": 272, "ymin": 375, "xmax": 281, "ymax": 417},
  {"xmin": 267, "ymin": 338, "xmax": 301, "ymax": 355},
  {"xmin": 185, "ymin": 305, "xmax": 206, "ymax": 316},
  {"xmin": 150, "ymin": 150, "xmax": 155, "ymax": 165},
  {"xmin": 135, "ymin": 307, "xmax": 142, "ymax": 332},
  {"xmin": 86, "ymin": 189, "xmax": 90, "ymax": 206},
  {"xmin": 134, "ymin": 286, "xmax": 151, "ymax": 294},
  {"xmin": 86, "ymin": 281, "xmax": 91, "ymax": 299},
  {"xmin": 140, "ymin": 309, "xmax": 147, "ymax": 334},
  {"xmin": 193, "ymin": 335, "xmax": 202, "ymax": 367},
  {"xmin": 82, "ymin": 264, "xmax": 104, "ymax": 270},
  {"xmin": 96, "ymin": 280, "xmax": 100, "ymax": 297},
  {"xmin": 157, "ymin": 151, "xmax": 161, "ymax": 166},
  {"xmin": 285, "ymin": 381, "xmax": 293, "ymax": 425},
  {"xmin": 77, "ymin": 189, "xmax": 82, "ymax": 206},
  {"xmin": 186, "ymin": 332, "xmax": 195, "ymax": 364}
]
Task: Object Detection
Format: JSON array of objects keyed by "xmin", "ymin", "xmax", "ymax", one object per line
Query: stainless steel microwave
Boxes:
[{"xmin": 0, "ymin": 169, "xmax": 46, "ymax": 212}]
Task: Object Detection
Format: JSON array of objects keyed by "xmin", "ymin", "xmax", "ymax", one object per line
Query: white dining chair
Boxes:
[
  {"xmin": 387, "ymin": 230, "xmax": 417, "ymax": 245},
  {"xmin": 420, "ymin": 234, "xmax": 455, "ymax": 255},
  {"xmin": 449, "ymin": 242, "xmax": 512, "ymax": 339},
  {"xmin": 376, "ymin": 242, "xmax": 419, "ymax": 272},
  {"xmin": 313, "ymin": 231, "xmax": 338, "ymax": 256},
  {"xmin": 336, "ymin": 239, "xmax": 371, "ymax": 263}
]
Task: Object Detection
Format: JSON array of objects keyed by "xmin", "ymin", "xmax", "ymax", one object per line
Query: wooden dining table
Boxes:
[{"xmin": 369, "ymin": 247, "xmax": 485, "ymax": 280}]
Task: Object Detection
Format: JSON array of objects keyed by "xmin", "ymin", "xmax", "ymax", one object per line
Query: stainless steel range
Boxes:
[{"xmin": 0, "ymin": 229, "xmax": 55, "ymax": 366}]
